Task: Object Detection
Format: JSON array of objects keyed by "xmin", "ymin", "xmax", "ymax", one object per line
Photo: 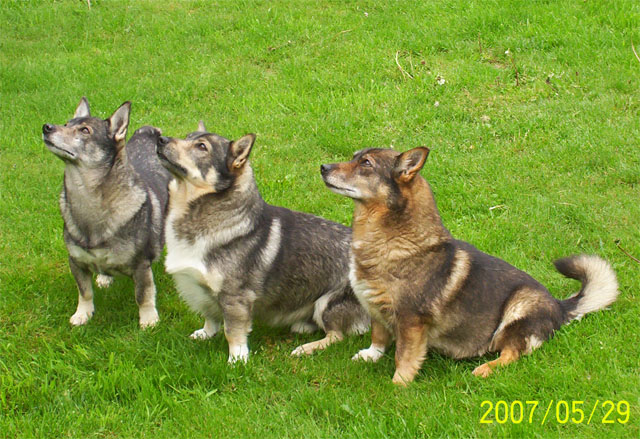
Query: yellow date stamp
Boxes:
[{"xmin": 480, "ymin": 400, "xmax": 630, "ymax": 425}]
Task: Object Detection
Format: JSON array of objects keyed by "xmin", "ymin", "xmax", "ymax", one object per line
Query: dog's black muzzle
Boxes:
[{"xmin": 157, "ymin": 136, "xmax": 170, "ymax": 150}]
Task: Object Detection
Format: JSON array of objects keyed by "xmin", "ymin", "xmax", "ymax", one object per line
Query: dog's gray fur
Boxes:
[
  {"xmin": 157, "ymin": 123, "xmax": 369, "ymax": 362},
  {"xmin": 42, "ymin": 97, "xmax": 171, "ymax": 328}
]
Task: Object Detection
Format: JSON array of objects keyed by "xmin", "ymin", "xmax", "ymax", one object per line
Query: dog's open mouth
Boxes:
[{"xmin": 43, "ymin": 139, "xmax": 75, "ymax": 158}]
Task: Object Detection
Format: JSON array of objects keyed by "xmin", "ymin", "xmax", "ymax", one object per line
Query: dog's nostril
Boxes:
[
  {"xmin": 43, "ymin": 124, "xmax": 54, "ymax": 134},
  {"xmin": 158, "ymin": 136, "xmax": 169, "ymax": 146},
  {"xmin": 320, "ymin": 164, "xmax": 329, "ymax": 175}
]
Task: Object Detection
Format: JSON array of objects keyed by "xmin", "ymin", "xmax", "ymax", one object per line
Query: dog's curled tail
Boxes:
[{"xmin": 554, "ymin": 254, "xmax": 619, "ymax": 323}]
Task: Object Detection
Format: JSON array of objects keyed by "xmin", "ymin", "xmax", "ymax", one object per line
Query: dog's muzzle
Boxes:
[
  {"xmin": 320, "ymin": 163, "xmax": 335, "ymax": 177},
  {"xmin": 157, "ymin": 136, "xmax": 170, "ymax": 150}
]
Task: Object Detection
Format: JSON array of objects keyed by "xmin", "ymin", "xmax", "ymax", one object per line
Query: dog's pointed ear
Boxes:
[
  {"xmin": 393, "ymin": 147, "xmax": 430, "ymax": 183},
  {"xmin": 74, "ymin": 97, "xmax": 91, "ymax": 119},
  {"xmin": 197, "ymin": 120, "xmax": 207, "ymax": 132},
  {"xmin": 230, "ymin": 134, "xmax": 256, "ymax": 169},
  {"xmin": 107, "ymin": 101, "xmax": 131, "ymax": 145}
]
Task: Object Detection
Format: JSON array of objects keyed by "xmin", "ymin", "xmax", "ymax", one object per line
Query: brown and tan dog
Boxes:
[{"xmin": 321, "ymin": 147, "xmax": 618, "ymax": 385}]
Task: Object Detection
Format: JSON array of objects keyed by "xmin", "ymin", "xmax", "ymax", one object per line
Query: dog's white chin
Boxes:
[
  {"xmin": 332, "ymin": 188, "xmax": 359, "ymax": 198},
  {"xmin": 324, "ymin": 181, "xmax": 360, "ymax": 199},
  {"xmin": 44, "ymin": 140, "xmax": 76, "ymax": 160}
]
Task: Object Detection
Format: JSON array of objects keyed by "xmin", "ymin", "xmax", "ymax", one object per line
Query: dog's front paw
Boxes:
[
  {"xmin": 391, "ymin": 371, "xmax": 411, "ymax": 387},
  {"xmin": 69, "ymin": 306, "xmax": 94, "ymax": 326},
  {"xmin": 190, "ymin": 328, "xmax": 215, "ymax": 340},
  {"xmin": 95, "ymin": 274, "xmax": 113, "ymax": 289},
  {"xmin": 352, "ymin": 346, "xmax": 384, "ymax": 362},
  {"xmin": 228, "ymin": 345, "xmax": 249, "ymax": 364},
  {"xmin": 139, "ymin": 307, "xmax": 159, "ymax": 329}
]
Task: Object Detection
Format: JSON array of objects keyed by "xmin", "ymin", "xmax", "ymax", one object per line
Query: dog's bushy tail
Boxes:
[{"xmin": 554, "ymin": 255, "xmax": 619, "ymax": 323}]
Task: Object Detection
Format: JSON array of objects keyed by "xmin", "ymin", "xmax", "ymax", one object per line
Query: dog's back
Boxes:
[
  {"xmin": 259, "ymin": 205, "xmax": 352, "ymax": 306},
  {"xmin": 127, "ymin": 126, "xmax": 171, "ymax": 213}
]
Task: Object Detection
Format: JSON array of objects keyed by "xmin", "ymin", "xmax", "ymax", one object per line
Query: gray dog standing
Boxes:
[{"xmin": 42, "ymin": 98, "xmax": 170, "ymax": 328}]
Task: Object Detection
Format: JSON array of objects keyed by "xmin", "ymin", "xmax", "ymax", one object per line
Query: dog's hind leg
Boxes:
[
  {"xmin": 133, "ymin": 262, "xmax": 159, "ymax": 328},
  {"xmin": 472, "ymin": 347, "xmax": 521, "ymax": 378},
  {"xmin": 68, "ymin": 258, "xmax": 95, "ymax": 326},
  {"xmin": 392, "ymin": 317, "xmax": 428, "ymax": 386},
  {"xmin": 190, "ymin": 318, "xmax": 221, "ymax": 340},
  {"xmin": 291, "ymin": 286, "xmax": 370, "ymax": 356},
  {"xmin": 473, "ymin": 289, "xmax": 563, "ymax": 378},
  {"xmin": 290, "ymin": 321, "xmax": 318, "ymax": 334},
  {"xmin": 291, "ymin": 330, "xmax": 344, "ymax": 356},
  {"xmin": 295, "ymin": 286, "xmax": 370, "ymax": 357}
]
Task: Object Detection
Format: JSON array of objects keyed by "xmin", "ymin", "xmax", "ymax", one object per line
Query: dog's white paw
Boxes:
[
  {"xmin": 352, "ymin": 346, "xmax": 385, "ymax": 362},
  {"xmin": 291, "ymin": 345, "xmax": 308, "ymax": 356},
  {"xmin": 190, "ymin": 328, "xmax": 215, "ymax": 340},
  {"xmin": 139, "ymin": 307, "xmax": 159, "ymax": 329},
  {"xmin": 190, "ymin": 320, "xmax": 220, "ymax": 340},
  {"xmin": 95, "ymin": 274, "xmax": 113, "ymax": 289},
  {"xmin": 228, "ymin": 344, "xmax": 249, "ymax": 364},
  {"xmin": 69, "ymin": 304, "xmax": 94, "ymax": 326}
]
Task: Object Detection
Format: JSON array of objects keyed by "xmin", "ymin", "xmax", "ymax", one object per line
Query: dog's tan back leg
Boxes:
[
  {"xmin": 291, "ymin": 330, "xmax": 344, "ymax": 356},
  {"xmin": 472, "ymin": 347, "xmax": 521, "ymax": 378},
  {"xmin": 392, "ymin": 320, "xmax": 428, "ymax": 386}
]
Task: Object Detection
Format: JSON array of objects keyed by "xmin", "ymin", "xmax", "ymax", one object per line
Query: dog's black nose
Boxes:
[
  {"xmin": 42, "ymin": 124, "xmax": 54, "ymax": 134},
  {"xmin": 320, "ymin": 164, "xmax": 331, "ymax": 176},
  {"xmin": 157, "ymin": 136, "xmax": 170, "ymax": 147}
]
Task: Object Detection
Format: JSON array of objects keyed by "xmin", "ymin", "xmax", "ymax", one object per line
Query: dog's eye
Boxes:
[
  {"xmin": 361, "ymin": 159, "xmax": 372, "ymax": 167},
  {"xmin": 80, "ymin": 127, "xmax": 90, "ymax": 134},
  {"xmin": 195, "ymin": 142, "xmax": 208, "ymax": 152}
]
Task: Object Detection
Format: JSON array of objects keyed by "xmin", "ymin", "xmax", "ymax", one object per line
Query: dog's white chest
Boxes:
[
  {"xmin": 348, "ymin": 255, "xmax": 387, "ymax": 324},
  {"xmin": 164, "ymin": 222, "xmax": 208, "ymax": 277},
  {"xmin": 349, "ymin": 260, "xmax": 369, "ymax": 302},
  {"xmin": 165, "ymin": 217, "xmax": 224, "ymax": 315}
]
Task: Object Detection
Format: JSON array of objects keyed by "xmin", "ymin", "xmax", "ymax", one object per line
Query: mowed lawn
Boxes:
[{"xmin": 1, "ymin": 0, "xmax": 639, "ymax": 437}]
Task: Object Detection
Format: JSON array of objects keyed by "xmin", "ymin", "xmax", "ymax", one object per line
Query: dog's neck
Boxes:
[
  {"xmin": 352, "ymin": 176, "xmax": 451, "ymax": 262},
  {"xmin": 61, "ymin": 149, "xmax": 147, "ymax": 246},
  {"xmin": 167, "ymin": 165, "xmax": 265, "ymax": 243}
]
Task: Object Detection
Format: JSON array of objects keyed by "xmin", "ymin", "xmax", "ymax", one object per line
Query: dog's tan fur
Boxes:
[{"xmin": 322, "ymin": 147, "xmax": 619, "ymax": 385}]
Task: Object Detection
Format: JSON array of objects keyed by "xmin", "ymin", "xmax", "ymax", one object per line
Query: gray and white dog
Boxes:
[
  {"xmin": 42, "ymin": 97, "xmax": 171, "ymax": 328},
  {"xmin": 156, "ymin": 121, "xmax": 369, "ymax": 362}
]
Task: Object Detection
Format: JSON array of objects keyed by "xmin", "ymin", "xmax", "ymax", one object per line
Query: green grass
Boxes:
[{"xmin": 1, "ymin": 0, "xmax": 639, "ymax": 437}]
